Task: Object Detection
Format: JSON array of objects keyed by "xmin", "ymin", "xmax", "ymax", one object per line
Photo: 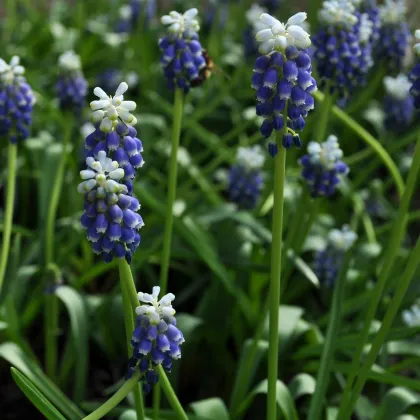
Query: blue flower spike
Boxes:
[
  {"xmin": 126, "ymin": 286, "xmax": 184, "ymax": 394},
  {"xmin": 383, "ymin": 74, "xmax": 414, "ymax": 131},
  {"xmin": 159, "ymin": 8, "xmax": 207, "ymax": 93},
  {"xmin": 314, "ymin": 225, "xmax": 357, "ymax": 287},
  {"xmin": 79, "ymin": 82, "xmax": 144, "ymax": 263},
  {"xmin": 252, "ymin": 11, "xmax": 316, "ymax": 150},
  {"xmin": 0, "ymin": 56, "xmax": 35, "ymax": 143},
  {"xmin": 409, "ymin": 30, "xmax": 420, "ymax": 110},
  {"xmin": 56, "ymin": 51, "xmax": 88, "ymax": 116},
  {"xmin": 299, "ymin": 135, "xmax": 349, "ymax": 197},
  {"xmin": 377, "ymin": 0, "xmax": 410, "ymax": 73},
  {"xmin": 228, "ymin": 145, "xmax": 265, "ymax": 210},
  {"xmin": 313, "ymin": 0, "xmax": 374, "ymax": 101}
]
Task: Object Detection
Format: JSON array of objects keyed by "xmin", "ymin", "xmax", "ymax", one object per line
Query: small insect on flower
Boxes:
[{"xmin": 127, "ymin": 287, "xmax": 184, "ymax": 394}]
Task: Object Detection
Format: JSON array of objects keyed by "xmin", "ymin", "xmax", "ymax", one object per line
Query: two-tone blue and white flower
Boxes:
[
  {"xmin": 376, "ymin": 0, "xmax": 410, "ymax": 73},
  {"xmin": 159, "ymin": 8, "xmax": 208, "ymax": 92},
  {"xmin": 0, "ymin": 56, "xmax": 35, "ymax": 143},
  {"xmin": 383, "ymin": 74, "xmax": 414, "ymax": 131},
  {"xmin": 56, "ymin": 51, "xmax": 88, "ymax": 115},
  {"xmin": 252, "ymin": 12, "xmax": 316, "ymax": 149},
  {"xmin": 313, "ymin": 0, "xmax": 374, "ymax": 100},
  {"xmin": 127, "ymin": 286, "xmax": 185, "ymax": 393},
  {"xmin": 409, "ymin": 30, "xmax": 420, "ymax": 110},
  {"xmin": 227, "ymin": 145, "xmax": 265, "ymax": 209},
  {"xmin": 313, "ymin": 225, "xmax": 357, "ymax": 287}
]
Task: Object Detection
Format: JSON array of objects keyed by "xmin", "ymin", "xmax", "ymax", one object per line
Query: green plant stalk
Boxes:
[
  {"xmin": 155, "ymin": 87, "xmax": 184, "ymax": 420},
  {"xmin": 308, "ymin": 253, "xmax": 351, "ymax": 420},
  {"xmin": 267, "ymin": 132, "xmax": 287, "ymax": 420},
  {"xmin": 313, "ymin": 90, "xmax": 405, "ymax": 197},
  {"xmin": 337, "ymin": 137, "xmax": 420, "ymax": 414},
  {"xmin": 0, "ymin": 143, "xmax": 18, "ymax": 293},
  {"xmin": 119, "ymin": 259, "xmax": 188, "ymax": 420},
  {"xmin": 315, "ymin": 91, "xmax": 333, "ymax": 143},
  {"xmin": 341, "ymin": 237, "xmax": 420, "ymax": 419},
  {"xmin": 44, "ymin": 124, "xmax": 71, "ymax": 380},
  {"xmin": 119, "ymin": 260, "xmax": 145, "ymax": 420},
  {"xmin": 83, "ymin": 371, "xmax": 142, "ymax": 420}
]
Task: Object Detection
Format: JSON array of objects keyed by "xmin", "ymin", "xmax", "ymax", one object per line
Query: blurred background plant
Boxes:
[{"xmin": 0, "ymin": 1, "xmax": 420, "ymax": 420}]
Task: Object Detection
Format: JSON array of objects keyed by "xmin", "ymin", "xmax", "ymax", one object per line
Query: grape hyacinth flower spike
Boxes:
[
  {"xmin": 409, "ymin": 30, "xmax": 420, "ymax": 110},
  {"xmin": 56, "ymin": 51, "xmax": 88, "ymax": 116},
  {"xmin": 252, "ymin": 12, "xmax": 317, "ymax": 150},
  {"xmin": 313, "ymin": 0, "xmax": 374, "ymax": 101},
  {"xmin": 78, "ymin": 82, "xmax": 145, "ymax": 263},
  {"xmin": 383, "ymin": 74, "xmax": 414, "ymax": 131},
  {"xmin": 0, "ymin": 56, "xmax": 35, "ymax": 143},
  {"xmin": 313, "ymin": 225, "xmax": 357, "ymax": 287},
  {"xmin": 227, "ymin": 145, "xmax": 265, "ymax": 209},
  {"xmin": 377, "ymin": 0, "xmax": 410, "ymax": 73},
  {"xmin": 244, "ymin": 4, "xmax": 267, "ymax": 58},
  {"xmin": 299, "ymin": 135, "xmax": 349, "ymax": 197},
  {"xmin": 159, "ymin": 8, "xmax": 208, "ymax": 93},
  {"xmin": 127, "ymin": 287, "xmax": 185, "ymax": 394}
]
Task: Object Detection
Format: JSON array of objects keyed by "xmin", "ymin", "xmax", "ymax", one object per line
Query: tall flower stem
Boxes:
[
  {"xmin": 160, "ymin": 87, "xmax": 184, "ymax": 294},
  {"xmin": 267, "ymin": 131, "xmax": 287, "ymax": 420},
  {"xmin": 44, "ymin": 122, "xmax": 72, "ymax": 379},
  {"xmin": 83, "ymin": 371, "xmax": 142, "ymax": 420},
  {"xmin": 118, "ymin": 259, "xmax": 188, "ymax": 420},
  {"xmin": 308, "ymin": 253, "xmax": 351, "ymax": 420},
  {"xmin": 118, "ymin": 260, "xmax": 145, "ymax": 420},
  {"xmin": 314, "ymin": 91, "xmax": 333, "ymax": 143},
  {"xmin": 337, "ymin": 136, "xmax": 420, "ymax": 415},
  {"xmin": 340, "ymin": 237, "xmax": 420, "ymax": 419},
  {"xmin": 0, "ymin": 143, "xmax": 17, "ymax": 293},
  {"xmin": 155, "ymin": 87, "xmax": 184, "ymax": 419}
]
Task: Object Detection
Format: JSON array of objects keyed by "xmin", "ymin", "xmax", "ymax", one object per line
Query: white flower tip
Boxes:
[{"xmin": 115, "ymin": 82, "xmax": 128, "ymax": 97}]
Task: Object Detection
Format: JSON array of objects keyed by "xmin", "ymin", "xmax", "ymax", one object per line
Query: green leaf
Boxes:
[
  {"xmin": 229, "ymin": 339, "xmax": 269, "ymax": 415},
  {"xmin": 373, "ymin": 388, "xmax": 420, "ymax": 420},
  {"xmin": 288, "ymin": 373, "xmax": 316, "ymax": 400},
  {"xmin": 0, "ymin": 342, "xmax": 84, "ymax": 419},
  {"xmin": 175, "ymin": 313, "xmax": 203, "ymax": 342},
  {"xmin": 239, "ymin": 379, "xmax": 299, "ymax": 420},
  {"xmin": 287, "ymin": 250, "xmax": 320, "ymax": 288},
  {"xmin": 263, "ymin": 305, "xmax": 304, "ymax": 354},
  {"xmin": 55, "ymin": 286, "xmax": 89, "ymax": 403},
  {"xmin": 10, "ymin": 368, "xmax": 66, "ymax": 420},
  {"xmin": 190, "ymin": 398, "xmax": 230, "ymax": 420}
]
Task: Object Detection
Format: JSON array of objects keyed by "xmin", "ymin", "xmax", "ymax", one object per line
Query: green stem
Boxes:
[
  {"xmin": 0, "ymin": 143, "xmax": 17, "ymax": 293},
  {"xmin": 155, "ymin": 87, "xmax": 184, "ymax": 420},
  {"xmin": 337, "ymin": 136, "xmax": 420, "ymax": 416},
  {"xmin": 118, "ymin": 259, "xmax": 145, "ymax": 420},
  {"xmin": 119, "ymin": 259, "xmax": 188, "ymax": 420},
  {"xmin": 341, "ymin": 237, "xmax": 420, "ymax": 419},
  {"xmin": 313, "ymin": 91, "xmax": 405, "ymax": 197},
  {"xmin": 83, "ymin": 371, "xmax": 141, "ymax": 420},
  {"xmin": 315, "ymin": 91, "xmax": 333, "ymax": 143},
  {"xmin": 44, "ymin": 125, "xmax": 71, "ymax": 380},
  {"xmin": 159, "ymin": 87, "xmax": 184, "ymax": 295},
  {"xmin": 308, "ymin": 253, "xmax": 351, "ymax": 420},
  {"xmin": 267, "ymin": 133, "xmax": 286, "ymax": 420}
]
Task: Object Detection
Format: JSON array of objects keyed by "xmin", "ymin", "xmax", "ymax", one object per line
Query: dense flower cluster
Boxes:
[
  {"xmin": 127, "ymin": 287, "xmax": 184, "ymax": 394},
  {"xmin": 159, "ymin": 8, "xmax": 207, "ymax": 93},
  {"xmin": 313, "ymin": 0, "xmax": 374, "ymax": 100},
  {"xmin": 314, "ymin": 225, "xmax": 357, "ymax": 287},
  {"xmin": 227, "ymin": 146, "xmax": 265, "ymax": 209},
  {"xmin": 78, "ymin": 82, "xmax": 144, "ymax": 262},
  {"xmin": 55, "ymin": 51, "xmax": 88, "ymax": 115},
  {"xmin": 376, "ymin": 0, "xmax": 410, "ymax": 73},
  {"xmin": 299, "ymin": 135, "xmax": 348, "ymax": 197},
  {"xmin": 116, "ymin": 0, "xmax": 157, "ymax": 33},
  {"xmin": 383, "ymin": 74, "xmax": 414, "ymax": 131},
  {"xmin": 356, "ymin": 0, "xmax": 380, "ymax": 46},
  {"xmin": 409, "ymin": 30, "xmax": 420, "ymax": 110},
  {"xmin": 0, "ymin": 56, "xmax": 35, "ymax": 143},
  {"xmin": 252, "ymin": 12, "xmax": 316, "ymax": 149}
]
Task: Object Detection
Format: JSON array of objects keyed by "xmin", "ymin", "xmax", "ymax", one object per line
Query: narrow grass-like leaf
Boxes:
[
  {"xmin": 11, "ymin": 367, "xmax": 66, "ymax": 420},
  {"xmin": 190, "ymin": 398, "xmax": 230, "ymax": 420},
  {"xmin": 373, "ymin": 388, "xmax": 420, "ymax": 420}
]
